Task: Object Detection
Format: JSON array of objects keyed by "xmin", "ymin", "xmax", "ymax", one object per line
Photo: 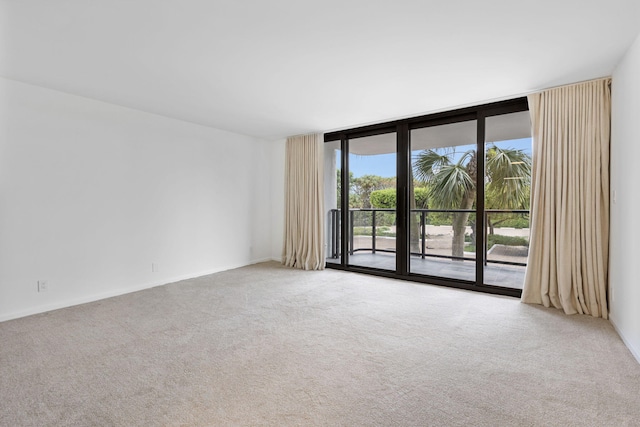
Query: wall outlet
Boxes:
[
  {"xmin": 37, "ymin": 280, "xmax": 48, "ymax": 292},
  {"xmin": 151, "ymin": 263, "xmax": 158, "ymax": 273}
]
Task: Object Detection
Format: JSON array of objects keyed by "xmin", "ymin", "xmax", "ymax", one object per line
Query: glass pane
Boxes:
[
  {"xmin": 484, "ymin": 111, "xmax": 532, "ymax": 289},
  {"xmin": 348, "ymin": 132, "xmax": 396, "ymax": 271},
  {"xmin": 324, "ymin": 140, "xmax": 341, "ymax": 264},
  {"xmin": 410, "ymin": 120, "xmax": 477, "ymax": 282}
]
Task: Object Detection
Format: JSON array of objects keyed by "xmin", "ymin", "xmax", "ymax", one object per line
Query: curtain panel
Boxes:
[
  {"xmin": 522, "ymin": 78, "xmax": 611, "ymax": 318},
  {"xmin": 282, "ymin": 133, "xmax": 325, "ymax": 270}
]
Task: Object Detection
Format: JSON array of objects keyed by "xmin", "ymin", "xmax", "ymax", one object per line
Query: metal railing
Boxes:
[{"xmin": 328, "ymin": 208, "xmax": 529, "ymax": 266}]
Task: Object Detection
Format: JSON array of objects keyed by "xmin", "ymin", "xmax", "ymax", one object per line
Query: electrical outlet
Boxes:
[
  {"xmin": 151, "ymin": 263, "xmax": 157, "ymax": 273},
  {"xmin": 37, "ymin": 280, "xmax": 48, "ymax": 292}
]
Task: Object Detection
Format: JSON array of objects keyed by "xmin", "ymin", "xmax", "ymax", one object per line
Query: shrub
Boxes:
[
  {"xmin": 489, "ymin": 235, "xmax": 528, "ymax": 247},
  {"xmin": 370, "ymin": 187, "xmax": 429, "ymax": 209}
]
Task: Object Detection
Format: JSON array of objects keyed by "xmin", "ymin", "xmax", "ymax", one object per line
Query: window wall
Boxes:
[
  {"xmin": 324, "ymin": 98, "xmax": 530, "ymax": 297},
  {"xmin": 347, "ymin": 133, "xmax": 397, "ymax": 271}
]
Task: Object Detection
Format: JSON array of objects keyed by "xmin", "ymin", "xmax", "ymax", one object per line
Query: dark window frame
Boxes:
[{"xmin": 325, "ymin": 97, "xmax": 529, "ymax": 298}]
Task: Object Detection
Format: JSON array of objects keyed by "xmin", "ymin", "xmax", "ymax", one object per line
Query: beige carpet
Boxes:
[{"xmin": 1, "ymin": 262, "xmax": 639, "ymax": 426}]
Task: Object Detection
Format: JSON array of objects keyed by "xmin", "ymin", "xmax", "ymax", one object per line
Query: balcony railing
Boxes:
[{"xmin": 328, "ymin": 208, "xmax": 529, "ymax": 267}]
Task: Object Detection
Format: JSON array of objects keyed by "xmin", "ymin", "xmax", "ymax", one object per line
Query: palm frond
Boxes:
[
  {"xmin": 485, "ymin": 145, "xmax": 532, "ymax": 209},
  {"xmin": 428, "ymin": 163, "xmax": 475, "ymax": 208},
  {"xmin": 412, "ymin": 149, "xmax": 452, "ymax": 183},
  {"xmin": 413, "ymin": 148, "xmax": 478, "ymax": 209}
]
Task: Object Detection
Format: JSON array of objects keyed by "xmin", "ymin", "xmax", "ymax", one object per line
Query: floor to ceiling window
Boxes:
[
  {"xmin": 409, "ymin": 119, "xmax": 478, "ymax": 282},
  {"xmin": 483, "ymin": 111, "xmax": 532, "ymax": 290},
  {"xmin": 347, "ymin": 132, "xmax": 397, "ymax": 271},
  {"xmin": 324, "ymin": 98, "xmax": 530, "ymax": 297}
]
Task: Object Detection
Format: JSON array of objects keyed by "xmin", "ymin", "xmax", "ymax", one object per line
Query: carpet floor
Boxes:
[{"xmin": 1, "ymin": 261, "xmax": 639, "ymax": 426}]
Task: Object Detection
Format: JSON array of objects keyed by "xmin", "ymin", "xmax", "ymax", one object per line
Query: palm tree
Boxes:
[{"xmin": 413, "ymin": 144, "xmax": 531, "ymax": 259}]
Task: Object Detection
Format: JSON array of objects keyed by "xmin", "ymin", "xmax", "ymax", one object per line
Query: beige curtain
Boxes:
[
  {"xmin": 522, "ymin": 78, "xmax": 611, "ymax": 318},
  {"xmin": 282, "ymin": 133, "xmax": 325, "ymax": 270}
]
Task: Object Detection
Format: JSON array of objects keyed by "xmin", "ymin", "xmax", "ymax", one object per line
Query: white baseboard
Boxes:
[
  {"xmin": 0, "ymin": 280, "xmax": 165, "ymax": 323},
  {"xmin": 0, "ymin": 258, "xmax": 275, "ymax": 323},
  {"xmin": 251, "ymin": 257, "xmax": 277, "ymax": 264},
  {"xmin": 610, "ymin": 316, "xmax": 640, "ymax": 364}
]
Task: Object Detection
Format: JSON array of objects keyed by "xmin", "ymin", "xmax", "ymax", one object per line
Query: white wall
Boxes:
[
  {"xmin": 610, "ymin": 32, "xmax": 640, "ymax": 362},
  {"xmin": 0, "ymin": 78, "xmax": 272, "ymax": 321}
]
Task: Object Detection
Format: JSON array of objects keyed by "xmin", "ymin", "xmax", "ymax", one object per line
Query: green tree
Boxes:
[
  {"xmin": 413, "ymin": 145, "xmax": 531, "ymax": 259},
  {"xmin": 370, "ymin": 187, "xmax": 429, "ymax": 209},
  {"xmin": 484, "ymin": 147, "xmax": 532, "ymax": 235},
  {"xmin": 351, "ymin": 174, "xmax": 386, "ymax": 208},
  {"xmin": 336, "ymin": 169, "xmax": 355, "ymax": 208},
  {"xmin": 485, "ymin": 184, "xmax": 531, "ymax": 234},
  {"xmin": 370, "ymin": 187, "xmax": 430, "ymax": 237}
]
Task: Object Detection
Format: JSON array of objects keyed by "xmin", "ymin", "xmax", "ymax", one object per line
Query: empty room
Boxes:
[{"xmin": 1, "ymin": 0, "xmax": 640, "ymax": 425}]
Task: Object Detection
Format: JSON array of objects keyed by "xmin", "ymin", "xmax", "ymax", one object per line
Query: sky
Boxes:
[{"xmin": 346, "ymin": 137, "xmax": 532, "ymax": 178}]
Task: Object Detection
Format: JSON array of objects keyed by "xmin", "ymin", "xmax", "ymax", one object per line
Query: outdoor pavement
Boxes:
[
  {"xmin": 328, "ymin": 226, "xmax": 528, "ymax": 289},
  {"xmin": 328, "ymin": 252, "xmax": 524, "ymax": 289}
]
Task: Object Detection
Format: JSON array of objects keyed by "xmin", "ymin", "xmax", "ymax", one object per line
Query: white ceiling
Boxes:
[{"xmin": 1, "ymin": 0, "xmax": 639, "ymax": 140}]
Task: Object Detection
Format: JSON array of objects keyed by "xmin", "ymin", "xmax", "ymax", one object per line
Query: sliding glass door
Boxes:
[
  {"xmin": 409, "ymin": 120, "xmax": 477, "ymax": 282},
  {"xmin": 323, "ymin": 130, "xmax": 397, "ymax": 272},
  {"xmin": 483, "ymin": 111, "xmax": 532, "ymax": 289},
  {"xmin": 347, "ymin": 132, "xmax": 397, "ymax": 271}
]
